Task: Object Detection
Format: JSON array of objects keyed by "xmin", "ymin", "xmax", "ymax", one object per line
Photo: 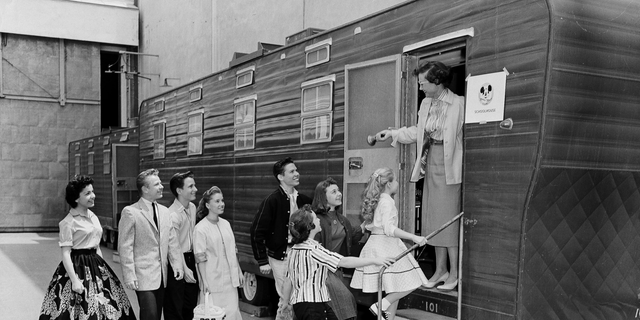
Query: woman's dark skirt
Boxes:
[
  {"xmin": 39, "ymin": 248, "xmax": 136, "ymax": 320},
  {"xmin": 325, "ymin": 270, "xmax": 357, "ymax": 320}
]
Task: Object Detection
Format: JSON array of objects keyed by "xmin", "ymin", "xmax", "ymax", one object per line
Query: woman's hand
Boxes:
[
  {"xmin": 376, "ymin": 129, "xmax": 392, "ymax": 141},
  {"xmin": 375, "ymin": 256, "xmax": 396, "ymax": 267},
  {"xmin": 413, "ymin": 235, "xmax": 428, "ymax": 246},
  {"xmin": 238, "ymin": 271, "xmax": 245, "ymax": 286},
  {"xmin": 71, "ymin": 277, "xmax": 84, "ymax": 294}
]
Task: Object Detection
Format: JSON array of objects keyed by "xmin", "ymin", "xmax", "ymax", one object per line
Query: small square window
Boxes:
[
  {"xmin": 301, "ymin": 113, "xmax": 333, "ymax": 144},
  {"xmin": 119, "ymin": 132, "xmax": 129, "ymax": 142},
  {"xmin": 88, "ymin": 152, "xmax": 95, "ymax": 175},
  {"xmin": 103, "ymin": 150, "xmax": 111, "ymax": 174},
  {"xmin": 154, "ymin": 98, "xmax": 165, "ymax": 112},
  {"xmin": 234, "ymin": 125, "xmax": 255, "ymax": 150},
  {"xmin": 305, "ymin": 38, "xmax": 332, "ymax": 68},
  {"xmin": 188, "ymin": 135, "xmax": 202, "ymax": 155},
  {"xmin": 236, "ymin": 66, "xmax": 255, "ymax": 88},
  {"xmin": 189, "ymin": 85, "xmax": 203, "ymax": 102},
  {"xmin": 234, "ymin": 101, "xmax": 256, "ymax": 125},
  {"xmin": 302, "ymin": 82, "xmax": 332, "ymax": 113}
]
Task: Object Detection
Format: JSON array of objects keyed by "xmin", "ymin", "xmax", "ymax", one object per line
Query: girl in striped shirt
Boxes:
[{"xmin": 282, "ymin": 204, "xmax": 394, "ymax": 320}]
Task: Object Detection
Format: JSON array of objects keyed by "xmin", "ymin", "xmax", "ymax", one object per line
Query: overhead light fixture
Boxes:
[{"xmin": 160, "ymin": 77, "xmax": 181, "ymax": 87}]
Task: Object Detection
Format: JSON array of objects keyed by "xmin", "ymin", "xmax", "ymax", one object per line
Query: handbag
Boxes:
[{"xmin": 192, "ymin": 292, "xmax": 226, "ymax": 320}]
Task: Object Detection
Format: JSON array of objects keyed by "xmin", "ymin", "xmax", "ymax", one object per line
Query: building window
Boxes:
[
  {"xmin": 74, "ymin": 154, "xmax": 81, "ymax": 175},
  {"xmin": 234, "ymin": 94, "xmax": 257, "ymax": 150},
  {"xmin": 88, "ymin": 139, "xmax": 94, "ymax": 149},
  {"xmin": 88, "ymin": 152, "xmax": 94, "ymax": 175},
  {"xmin": 103, "ymin": 149, "xmax": 111, "ymax": 174},
  {"xmin": 300, "ymin": 75, "xmax": 335, "ymax": 144},
  {"xmin": 305, "ymin": 38, "xmax": 332, "ymax": 68},
  {"xmin": 154, "ymin": 98, "xmax": 165, "ymax": 112},
  {"xmin": 103, "ymin": 136, "xmax": 110, "ymax": 146},
  {"xmin": 189, "ymin": 84, "xmax": 203, "ymax": 103},
  {"xmin": 73, "ymin": 142, "xmax": 80, "ymax": 151},
  {"xmin": 119, "ymin": 132, "xmax": 129, "ymax": 142},
  {"xmin": 187, "ymin": 110, "xmax": 204, "ymax": 155},
  {"xmin": 236, "ymin": 66, "xmax": 255, "ymax": 88},
  {"xmin": 153, "ymin": 120, "xmax": 166, "ymax": 159}
]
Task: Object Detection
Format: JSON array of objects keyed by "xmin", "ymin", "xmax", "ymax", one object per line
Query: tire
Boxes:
[{"xmin": 241, "ymin": 271, "xmax": 273, "ymax": 306}]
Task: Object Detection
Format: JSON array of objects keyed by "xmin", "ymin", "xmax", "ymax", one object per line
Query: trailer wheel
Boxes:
[{"xmin": 241, "ymin": 272, "xmax": 271, "ymax": 306}]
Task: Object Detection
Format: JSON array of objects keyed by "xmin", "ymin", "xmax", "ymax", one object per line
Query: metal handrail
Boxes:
[{"xmin": 376, "ymin": 211, "xmax": 464, "ymax": 320}]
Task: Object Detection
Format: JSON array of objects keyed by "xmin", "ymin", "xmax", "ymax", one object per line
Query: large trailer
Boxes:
[{"xmin": 71, "ymin": 0, "xmax": 640, "ymax": 318}]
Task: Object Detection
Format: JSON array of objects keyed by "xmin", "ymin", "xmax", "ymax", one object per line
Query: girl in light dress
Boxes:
[
  {"xmin": 39, "ymin": 175, "xmax": 135, "ymax": 320},
  {"xmin": 350, "ymin": 168, "xmax": 429, "ymax": 320},
  {"xmin": 193, "ymin": 186, "xmax": 243, "ymax": 320}
]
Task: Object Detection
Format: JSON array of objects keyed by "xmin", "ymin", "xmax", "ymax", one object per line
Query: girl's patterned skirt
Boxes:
[{"xmin": 39, "ymin": 248, "xmax": 136, "ymax": 320}]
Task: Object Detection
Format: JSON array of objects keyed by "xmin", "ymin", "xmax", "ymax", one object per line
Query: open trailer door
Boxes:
[{"xmin": 343, "ymin": 55, "xmax": 405, "ymax": 230}]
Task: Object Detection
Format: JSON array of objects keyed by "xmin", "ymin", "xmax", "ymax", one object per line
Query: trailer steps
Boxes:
[
  {"xmin": 398, "ymin": 286, "xmax": 458, "ymax": 318},
  {"xmin": 396, "ymin": 308, "xmax": 455, "ymax": 320}
]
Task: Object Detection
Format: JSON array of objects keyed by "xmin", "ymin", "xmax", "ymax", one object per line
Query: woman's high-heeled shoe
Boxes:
[
  {"xmin": 436, "ymin": 279, "xmax": 458, "ymax": 292},
  {"xmin": 424, "ymin": 272, "xmax": 449, "ymax": 289}
]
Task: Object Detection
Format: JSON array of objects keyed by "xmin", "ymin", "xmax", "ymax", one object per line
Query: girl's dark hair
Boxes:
[
  {"xmin": 65, "ymin": 175, "xmax": 94, "ymax": 208},
  {"xmin": 414, "ymin": 61, "xmax": 451, "ymax": 87},
  {"xmin": 311, "ymin": 177, "xmax": 339, "ymax": 213},
  {"xmin": 195, "ymin": 186, "xmax": 222, "ymax": 224},
  {"xmin": 289, "ymin": 204, "xmax": 315, "ymax": 245}
]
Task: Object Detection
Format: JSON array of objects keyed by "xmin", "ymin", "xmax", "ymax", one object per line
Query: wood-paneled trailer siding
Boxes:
[
  {"xmin": 137, "ymin": 0, "xmax": 551, "ymax": 317},
  {"xmin": 68, "ymin": 128, "xmax": 139, "ymax": 230},
  {"xmin": 136, "ymin": 0, "xmax": 640, "ymax": 319}
]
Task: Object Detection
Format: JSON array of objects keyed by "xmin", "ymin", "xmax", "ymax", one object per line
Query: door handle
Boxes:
[{"xmin": 348, "ymin": 157, "xmax": 363, "ymax": 170}]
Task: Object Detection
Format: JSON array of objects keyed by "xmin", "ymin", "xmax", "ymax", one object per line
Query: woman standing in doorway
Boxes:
[{"xmin": 373, "ymin": 61, "xmax": 464, "ymax": 292}]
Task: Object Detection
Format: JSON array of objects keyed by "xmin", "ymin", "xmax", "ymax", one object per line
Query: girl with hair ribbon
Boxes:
[{"xmin": 350, "ymin": 168, "xmax": 429, "ymax": 320}]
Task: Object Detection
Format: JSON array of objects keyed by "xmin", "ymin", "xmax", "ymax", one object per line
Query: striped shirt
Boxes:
[{"xmin": 287, "ymin": 239, "xmax": 343, "ymax": 304}]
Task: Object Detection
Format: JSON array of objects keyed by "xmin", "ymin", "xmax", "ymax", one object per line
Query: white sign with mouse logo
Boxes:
[{"xmin": 465, "ymin": 70, "xmax": 507, "ymax": 124}]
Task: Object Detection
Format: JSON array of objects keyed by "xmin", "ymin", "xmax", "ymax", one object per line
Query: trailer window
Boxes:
[
  {"xmin": 103, "ymin": 149, "xmax": 111, "ymax": 174},
  {"xmin": 235, "ymin": 126, "xmax": 255, "ymax": 150},
  {"xmin": 88, "ymin": 152, "xmax": 94, "ymax": 175},
  {"xmin": 187, "ymin": 110, "xmax": 204, "ymax": 155},
  {"xmin": 305, "ymin": 38, "xmax": 331, "ymax": 68},
  {"xmin": 236, "ymin": 66, "xmax": 255, "ymax": 88},
  {"xmin": 154, "ymin": 98, "xmax": 165, "ymax": 112},
  {"xmin": 153, "ymin": 120, "xmax": 166, "ymax": 159},
  {"xmin": 189, "ymin": 84, "xmax": 203, "ymax": 103},
  {"xmin": 234, "ymin": 95, "xmax": 257, "ymax": 150},
  {"xmin": 300, "ymin": 75, "xmax": 335, "ymax": 144},
  {"xmin": 74, "ymin": 154, "xmax": 81, "ymax": 175}
]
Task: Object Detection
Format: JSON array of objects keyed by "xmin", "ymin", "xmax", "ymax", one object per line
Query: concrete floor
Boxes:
[{"xmin": 0, "ymin": 232, "xmax": 273, "ymax": 320}]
